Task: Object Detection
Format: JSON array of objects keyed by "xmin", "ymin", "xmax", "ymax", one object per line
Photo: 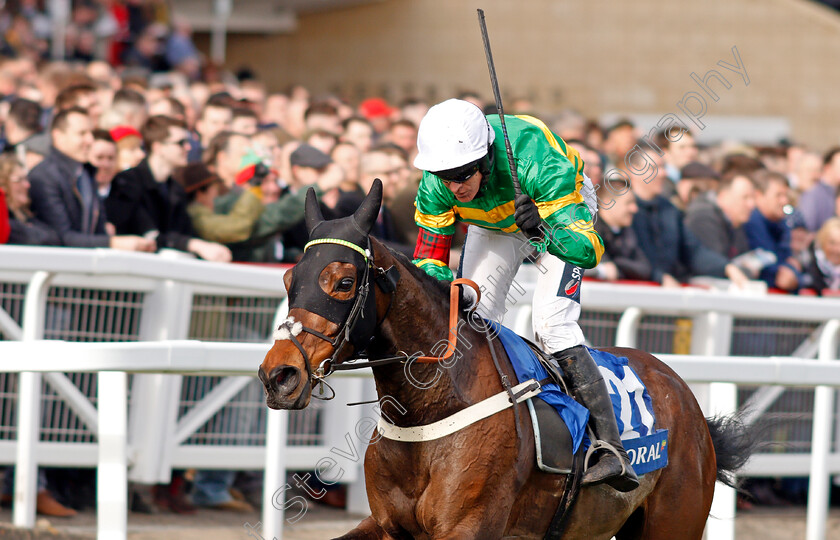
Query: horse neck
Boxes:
[{"xmin": 366, "ymin": 244, "xmax": 489, "ymax": 426}]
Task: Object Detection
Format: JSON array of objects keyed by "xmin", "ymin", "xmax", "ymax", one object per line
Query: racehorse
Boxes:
[{"xmin": 259, "ymin": 180, "xmax": 755, "ymax": 539}]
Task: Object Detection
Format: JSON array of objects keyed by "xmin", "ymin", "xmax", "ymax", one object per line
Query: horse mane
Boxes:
[{"xmin": 373, "ymin": 238, "xmax": 453, "ymax": 304}]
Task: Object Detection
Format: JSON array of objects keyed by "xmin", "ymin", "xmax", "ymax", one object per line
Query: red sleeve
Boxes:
[
  {"xmin": 413, "ymin": 228, "xmax": 452, "ymax": 265},
  {"xmin": 0, "ymin": 189, "xmax": 9, "ymax": 244}
]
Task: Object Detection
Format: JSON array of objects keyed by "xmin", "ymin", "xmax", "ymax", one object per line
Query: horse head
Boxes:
[{"xmin": 259, "ymin": 179, "xmax": 395, "ymax": 409}]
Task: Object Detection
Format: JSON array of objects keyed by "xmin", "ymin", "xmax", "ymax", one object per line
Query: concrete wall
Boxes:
[{"xmin": 212, "ymin": 0, "xmax": 840, "ymax": 149}]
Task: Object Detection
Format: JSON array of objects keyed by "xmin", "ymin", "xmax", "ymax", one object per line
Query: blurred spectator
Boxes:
[
  {"xmin": 106, "ymin": 115, "xmax": 231, "ymax": 262},
  {"xmin": 262, "ymin": 92, "xmax": 289, "ymax": 129},
  {"xmin": 798, "ymin": 147, "xmax": 840, "ymax": 232},
  {"xmin": 587, "ymin": 177, "xmax": 651, "ymax": 281},
  {"xmin": 551, "ymin": 109, "xmax": 587, "ymax": 142},
  {"xmin": 397, "ymin": 97, "xmax": 428, "ymax": 128},
  {"xmin": 231, "ymin": 107, "xmax": 259, "ymax": 136},
  {"xmin": 657, "ymin": 129, "xmax": 698, "ymax": 183},
  {"xmin": 110, "ymin": 125, "xmax": 145, "ymax": 172},
  {"xmin": 744, "ymin": 170, "xmax": 802, "ymax": 291},
  {"xmin": 757, "ymin": 146, "xmax": 788, "ymax": 175},
  {"xmin": 149, "ymin": 96, "xmax": 187, "ymax": 124},
  {"xmin": 567, "ymin": 139, "xmax": 604, "ymax": 186},
  {"xmin": 304, "ymin": 128, "xmax": 338, "ymax": 155},
  {"xmin": 55, "ymin": 82, "xmax": 103, "ymax": 127},
  {"xmin": 177, "ymin": 162, "xmax": 262, "ymax": 244},
  {"xmin": 789, "ymin": 151, "xmax": 821, "ymax": 194},
  {"xmin": 2, "ymin": 97, "xmax": 42, "ymax": 152},
  {"xmin": 28, "ymin": 107, "xmax": 153, "ymax": 251},
  {"xmin": 456, "ymin": 90, "xmax": 484, "ymax": 110},
  {"xmin": 330, "ymin": 141, "xmax": 362, "ymax": 193},
  {"xmin": 629, "ymin": 146, "xmax": 746, "ymax": 286},
  {"xmin": 122, "ymin": 23, "xmax": 168, "ymax": 72},
  {"xmin": 89, "ymin": 129, "xmax": 117, "ymax": 199},
  {"xmin": 385, "ymin": 119, "xmax": 418, "ymax": 161},
  {"xmin": 165, "ymin": 17, "xmax": 201, "ymax": 79},
  {"xmin": 685, "ymin": 171, "xmax": 756, "ymax": 260},
  {"xmin": 0, "ymin": 166, "xmax": 8, "ymax": 244},
  {"xmin": 340, "ymin": 116, "xmax": 374, "ymax": 152},
  {"xmin": 806, "ymin": 217, "xmax": 840, "ymax": 294},
  {"xmin": 358, "ymin": 97, "xmax": 394, "ymax": 137},
  {"xmin": 304, "ymin": 101, "xmax": 341, "ymax": 136},
  {"xmin": 674, "ymin": 162, "xmax": 720, "ymax": 210},
  {"xmin": 603, "ymin": 119, "xmax": 636, "ymax": 166},
  {"xmin": 190, "ymin": 101, "xmax": 231, "ymax": 162},
  {"xmin": 0, "ymin": 141, "xmax": 59, "ymax": 246},
  {"xmin": 100, "ymin": 88, "xmax": 148, "ymax": 131}
]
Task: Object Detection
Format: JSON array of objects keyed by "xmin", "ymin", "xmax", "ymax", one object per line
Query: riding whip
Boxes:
[{"xmin": 477, "ymin": 8, "xmax": 521, "ymax": 198}]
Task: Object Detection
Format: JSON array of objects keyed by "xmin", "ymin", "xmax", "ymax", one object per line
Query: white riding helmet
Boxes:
[{"xmin": 413, "ymin": 98, "xmax": 496, "ymax": 172}]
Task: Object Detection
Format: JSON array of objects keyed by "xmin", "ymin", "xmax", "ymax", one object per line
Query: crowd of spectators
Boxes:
[{"xmin": 1, "ymin": 0, "xmax": 840, "ymax": 521}]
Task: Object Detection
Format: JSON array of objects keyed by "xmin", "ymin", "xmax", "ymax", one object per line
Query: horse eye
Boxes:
[{"xmin": 336, "ymin": 277, "xmax": 354, "ymax": 292}]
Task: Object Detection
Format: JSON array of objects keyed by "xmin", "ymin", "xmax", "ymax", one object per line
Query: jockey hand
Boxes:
[{"xmin": 514, "ymin": 194, "xmax": 543, "ymax": 240}]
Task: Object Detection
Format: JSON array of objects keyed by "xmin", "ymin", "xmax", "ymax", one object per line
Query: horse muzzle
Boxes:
[{"xmin": 258, "ymin": 365, "xmax": 309, "ymax": 410}]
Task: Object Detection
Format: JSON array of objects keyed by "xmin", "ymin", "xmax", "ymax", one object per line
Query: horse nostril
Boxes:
[{"xmin": 269, "ymin": 366, "xmax": 300, "ymax": 394}]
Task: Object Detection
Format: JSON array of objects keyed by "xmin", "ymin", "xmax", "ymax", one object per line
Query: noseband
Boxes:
[{"xmin": 277, "ymin": 237, "xmax": 399, "ymax": 400}]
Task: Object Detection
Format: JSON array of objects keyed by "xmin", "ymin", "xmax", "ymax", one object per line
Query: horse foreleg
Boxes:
[{"xmin": 333, "ymin": 516, "xmax": 397, "ymax": 540}]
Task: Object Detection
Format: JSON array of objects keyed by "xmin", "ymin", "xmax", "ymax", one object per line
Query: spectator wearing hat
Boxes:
[
  {"xmin": 358, "ymin": 97, "xmax": 394, "ymax": 138},
  {"xmin": 110, "ymin": 125, "xmax": 146, "ymax": 171},
  {"xmin": 28, "ymin": 107, "xmax": 154, "ymax": 251},
  {"xmin": 587, "ymin": 178, "xmax": 651, "ymax": 281},
  {"xmin": 798, "ymin": 147, "xmax": 840, "ymax": 232},
  {"xmin": 674, "ymin": 161, "xmax": 719, "ymax": 210},
  {"xmin": 685, "ymin": 171, "xmax": 757, "ymax": 261},
  {"xmin": 178, "ymin": 162, "xmax": 263, "ymax": 244},
  {"xmin": 744, "ymin": 170, "xmax": 802, "ymax": 291},
  {"xmin": 106, "ymin": 115, "xmax": 231, "ymax": 262}
]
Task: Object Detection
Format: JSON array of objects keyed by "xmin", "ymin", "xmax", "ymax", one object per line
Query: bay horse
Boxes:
[{"xmin": 259, "ymin": 180, "xmax": 754, "ymax": 539}]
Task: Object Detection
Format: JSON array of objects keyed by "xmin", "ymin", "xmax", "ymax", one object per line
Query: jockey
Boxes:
[{"xmin": 411, "ymin": 99, "xmax": 639, "ymax": 492}]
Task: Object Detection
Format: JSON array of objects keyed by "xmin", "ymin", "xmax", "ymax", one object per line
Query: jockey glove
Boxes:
[{"xmin": 514, "ymin": 194, "xmax": 543, "ymax": 240}]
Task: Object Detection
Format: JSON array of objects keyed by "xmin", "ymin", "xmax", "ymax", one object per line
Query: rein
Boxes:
[{"xmin": 278, "ymin": 238, "xmax": 482, "ymax": 399}]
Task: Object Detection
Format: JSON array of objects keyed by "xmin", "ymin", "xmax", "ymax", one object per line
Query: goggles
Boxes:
[{"xmin": 434, "ymin": 161, "xmax": 481, "ymax": 185}]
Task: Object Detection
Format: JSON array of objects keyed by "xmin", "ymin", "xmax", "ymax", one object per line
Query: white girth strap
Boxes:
[{"xmin": 377, "ymin": 379, "xmax": 543, "ymax": 442}]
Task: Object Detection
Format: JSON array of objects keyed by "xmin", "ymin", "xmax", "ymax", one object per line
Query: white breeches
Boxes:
[{"xmin": 460, "ymin": 225, "xmax": 585, "ymax": 354}]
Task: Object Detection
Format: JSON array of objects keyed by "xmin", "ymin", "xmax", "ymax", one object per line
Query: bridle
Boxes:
[{"xmin": 277, "ymin": 236, "xmax": 400, "ymax": 401}]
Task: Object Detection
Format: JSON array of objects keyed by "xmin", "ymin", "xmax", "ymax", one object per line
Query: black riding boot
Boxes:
[{"xmin": 553, "ymin": 345, "xmax": 639, "ymax": 492}]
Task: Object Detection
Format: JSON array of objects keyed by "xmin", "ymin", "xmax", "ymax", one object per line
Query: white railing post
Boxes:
[
  {"xmin": 14, "ymin": 271, "xmax": 53, "ymax": 528},
  {"xmin": 97, "ymin": 371, "xmax": 128, "ymax": 540},
  {"xmin": 806, "ymin": 318, "xmax": 840, "ymax": 540},
  {"xmin": 262, "ymin": 408, "xmax": 288, "ymax": 540},
  {"xmin": 691, "ymin": 311, "xmax": 736, "ymax": 540},
  {"xmin": 615, "ymin": 307, "xmax": 643, "ymax": 348}
]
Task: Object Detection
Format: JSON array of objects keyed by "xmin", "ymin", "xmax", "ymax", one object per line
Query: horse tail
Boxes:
[{"xmin": 706, "ymin": 415, "xmax": 761, "ymax": 489}]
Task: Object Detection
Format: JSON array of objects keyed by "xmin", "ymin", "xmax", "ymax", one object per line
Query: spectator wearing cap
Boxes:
[
  {"xmin": 106, "ymin": 116, "xmax": 231, "ymax": 262},
  {"xmin": 178, "ymin": 162, "xmax": 263, "ymax": 244},
  {"xmin": 630, "ymin": 146, "xmax": 747, "ymax": 287},
  {"xmin": 674, "ymin": 161, "xmax": 720, "ymax": 210},
  {"xmin": 28, "ymin": 107, "xmax": 154, "ymax": 251},
  {"xmin": 744, "ymin": 170, "xmax": 802, "ymax": 291},
  {"xmin": 110, "ymin": 125, "xmax": 146, "ymax": 171},
  {"xmin": 685, "ymin": 171, "xmax": 757, "ymax": 262},
  {"xmin": 586, "ymin": 178, "xmax": 651, "ymax": 281},
  {"xmin": 358, "ymin": 97, "xmax": 394, "ymax": 137},
  {"xmin": 798, "ymin": 147, "xmax": 840, "ymax": 232},
  {"xmin": 340, "ymin": 116, "xmax": 374, "ymax": 153}
]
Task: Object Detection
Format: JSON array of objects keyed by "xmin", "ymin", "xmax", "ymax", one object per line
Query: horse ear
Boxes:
[
  {"xmin": 304, "ymin": 187, "xmax": 324, "ymax": 234},
  {"xmin": 354, "ymin": 178, "xmax": 383, "ymax": 233}
]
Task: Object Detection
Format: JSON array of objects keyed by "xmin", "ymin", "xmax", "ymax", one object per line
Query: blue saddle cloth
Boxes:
[{"xmin": 490, "ymin": 322, "xmax": 657, "ymax": 456}]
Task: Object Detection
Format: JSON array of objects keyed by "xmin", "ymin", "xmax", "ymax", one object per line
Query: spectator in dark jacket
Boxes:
[
  {"xmin": 744, "ymin": 170, "xmax": 802, "ymax": 291},
  {"xmin": 806, "ymin": 217, "xmax": 840, "ymax": 294},
  {"xmin": 106, "ymin": 116, "xmax": 231, "ymax": 262},
  {"xmin": 28, "ymin": 107, "xmax": 154, "ymax": 251},
  {"xmin": 0, "ymin": 180, "xmax": 8, "ymax": 245},
  {"xmin": 587, "ymin": 178, "xmax": 651, "ymax": 281},
  {"xmin": 0, "ymin": 154, "xmax": 59, "ymax": 245},
  {"xmin": 685, "ymin": 171, "xmax": 756, "ymax": 259},
  {"xmin": 628, "ymin": 144, "xmax": 746, "ymax": 286}
]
